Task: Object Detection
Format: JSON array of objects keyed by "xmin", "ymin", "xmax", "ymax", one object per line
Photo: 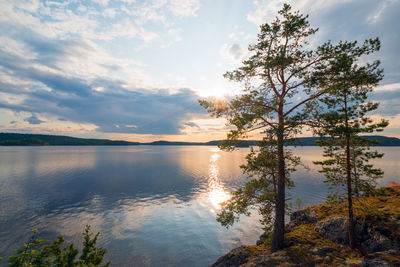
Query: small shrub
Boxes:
[{"xmin": 6, "ymin": 225, "xmax": 110, "ymax": 267}]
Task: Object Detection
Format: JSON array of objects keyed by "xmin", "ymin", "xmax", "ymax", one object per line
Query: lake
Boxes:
[{"xmin": 0, "ymin": 146, "xmax": 399, "ymax": 266}]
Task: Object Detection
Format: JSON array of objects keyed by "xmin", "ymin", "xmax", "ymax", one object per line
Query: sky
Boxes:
[{"xmin": 0, "ymin": 0, "xmax": 399, "ymax": 142}]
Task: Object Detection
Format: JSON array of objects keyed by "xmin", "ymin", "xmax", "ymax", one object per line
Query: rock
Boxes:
[
  {"xmin": 313, "ymin": 255, "xmax": 324, "ymax": 264},
  {"xmin": 246, "ymin": 251, "xmax": 293, "ymax": 267},
  {"xmin": 288, "ymin": 209, "xmax": 317, "ymax": 227},
  {"xmin": 360, "ymin": 229, "xmax": 393, "ymax": 252},
  {"xmin": 270, "ymin": 250, "xmax": 289, "ymax": 261},
  {"xmin": 211, "ymin": 246, "xmax": 251, "ymax": 267},
  {"xmin": 362, "ymin": 257, "xmax": 391, "ymax": 267},
  {"xmin": 245, "ymin": 254, "xmax": 273, "ymax": 266},
  {"xmin": 315, "ymin": 216, "xmax": 394, "ymax": 252},
  {"xmin": 323, "ymin": 255, "xmax": 332, "ymax": 263},
  {"xmin": 315, "ymin": 216, "xmax": 349, "ymax": 244},
  {"xmin": 256, "ymin": 232, "xmax": 270, "ymax": 245},
  {"xmin": 212, "ymin": 247, "xmax": 294, "ymax": 267},
  {"xmin": 309, "ymin": 246, "xmax": 336, "ymax": 256}
]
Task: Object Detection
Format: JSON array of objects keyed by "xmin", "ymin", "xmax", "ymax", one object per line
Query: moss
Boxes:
[
  {"xmin": 248, "ymin": 244, "xmax": 268, "ymax": 254},
  {"xmin": 344, "ymin": 257, "xmax": 363, "ymax": 266},
  {"xmin": 285, "ymin": 186, "xmax": 400, "ymax": 266},
  {"xmin": 308, "ymin": 186, "xmax": 400, "ymax": 222},
  {"xmin": 286, "ymin": 224, "xmax": 320, "ymax": 245},
  {"xmin": 213, "ymin": 186, "xmax": 400, "ymax": 266},
  {"xmin": 285, "ymin": 245, "xmax": 315, "ymax": 266}
]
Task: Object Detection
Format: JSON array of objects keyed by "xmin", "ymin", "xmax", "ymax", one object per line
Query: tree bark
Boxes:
[
  {"xmin": 271, "ymin": 109, "xmax": 285, "ymax": 252},
  {"xmin": 352, "ymin": 145, "xmax": 360, "ymax": 197},
  {"xmin": 344, "ymin": 94, "xmax": 356, "ymax": 249}
]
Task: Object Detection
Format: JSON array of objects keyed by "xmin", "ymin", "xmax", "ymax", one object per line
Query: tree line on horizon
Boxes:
[
  {"xmin": 200, "ymin": 4, "xmax": 388, "ymax": 251},
  {"xmin": 2, "ymin": 132, "xmax": 400, "ymax": 146}
]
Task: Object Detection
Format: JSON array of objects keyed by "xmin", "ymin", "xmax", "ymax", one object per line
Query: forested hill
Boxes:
[
  {"xmin": 0, "ymin": 133, "xmax": 139, "ymax": 146},
  {"xmin": 1, "ymin": 133, "xmax": 400, "ymax": 146},
  {"xmin": 144, "ymin": 136, "xmax": 400, "ymax": 146}
]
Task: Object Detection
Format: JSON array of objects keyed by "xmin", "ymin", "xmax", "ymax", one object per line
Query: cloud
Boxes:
[
  {"xmin": 371, "ymin": 84, "xmax": 400, "ymax": 116},
  {"xmin": 247, "ymin": 0, "xmax": 284, "ymax": 26},
  {"xmin": 0, "ymin": 18, "xmax": 205, "ymax": 135},
  {"xmin": 1, "ymin": 79, "xmax": 204, "ymax": 134},
  {"xmin": 25, "ymin": 114, "xmax": 44, "ymax": 125},
  {"xmin": 168, "ymin": 0, "xmax": 200, "ymax": 17},
  {"xmin": 0, "ymin": 0, "xmax": 200, "ymax": 45},
  {"xmin": 91, "ymin": 0, "xmax": 109, "ymax": 7},
  {"xmin": 247, "ymin": 0, "xmax": 400, "ymax": 86},
  {"xmin": 229, "ymin": 44, "xmax": 243, "ymax": 60},
  {"xmin": 220, "ymin": 43, "xmax": 249, "ymax": 64},
  {"xmin": 247, "ymin": 0, "xmax": 355, "ymax": 26},
  {"xmin": 184, "ymin": 122, "xmax": 200, "ymax": 128},
  {"xmin": 0, "ymin": 66, "xmax": 205, "ymax": 134}
]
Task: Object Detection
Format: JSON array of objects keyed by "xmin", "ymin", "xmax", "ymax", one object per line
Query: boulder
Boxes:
[
  {"xmin": 315, "ymin": 216, "xmax": 349, "ymax": 244},
  {"xmin": 360, "ymin": 229, "xmax": 393, "ymax": 252},
  {"xmin": 315, "ymin": 216, "xmax": 395, "ymax": 252},
  {"xmin": 288, "ymin": 209, "xmax": 317, "ymax": 227},
  {"xmin": 211, "ymin": 246, "xmax": 251, "ymax": 267}
]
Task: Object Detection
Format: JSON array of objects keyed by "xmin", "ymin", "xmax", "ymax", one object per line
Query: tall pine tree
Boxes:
[
  {"xmin": 312, "ymin": 40, "xmax": 388, "ymax": 248},
  {"xmin": 200, "ymin": 4, "xmax": 341, "ymax": 251}
]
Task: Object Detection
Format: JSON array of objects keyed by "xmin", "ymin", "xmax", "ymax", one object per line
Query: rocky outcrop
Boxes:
[
  {"xmin": 211, "ymin": 186, "xmax": 400, "ymax": 267},
  {"xmin": 211, "ymin": 246, "xmax": 251, "ymax": 267},
  {"xmin": 212, "ymin": 249, "xmax": 297, "ymax": 267},
  {"xmin": 315, "ymin": 216, "xmax": 396, "ymax": 252}
]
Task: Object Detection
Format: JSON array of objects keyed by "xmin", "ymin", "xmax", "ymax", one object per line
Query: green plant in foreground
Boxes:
[{"xmin": 7, "ymin": 225, "xmax": 110, "ymax": 267}]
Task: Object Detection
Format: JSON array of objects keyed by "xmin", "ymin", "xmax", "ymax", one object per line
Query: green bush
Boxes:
[{"xmin": 6, "ymin": 226, "xmax": 110, "ymax": 267}]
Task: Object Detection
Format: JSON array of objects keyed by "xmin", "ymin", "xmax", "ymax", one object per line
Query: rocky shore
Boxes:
[{"xmin": 212, "ymin": 186, "xmax": 400, "ymax": 266}]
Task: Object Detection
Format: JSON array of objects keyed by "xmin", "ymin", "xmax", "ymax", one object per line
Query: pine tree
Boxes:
[
  {"xmin": 312, "ymin": 41, "xmax": 388, "ymax": 248},
  {"xmin": 200, "ymin": 4, "xmax": 340, "ymax": 251}
]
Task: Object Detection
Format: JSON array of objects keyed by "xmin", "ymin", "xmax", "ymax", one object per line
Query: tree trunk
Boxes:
[
  {"xmin": 352, "ymin": 145, "xmax": 360, "ymax": 197},
  {"xmin": 344, "ymin": 94, "xmax": 356, "ymax": 249},
  {"xmin": 271, "ymin": 110, "xmax": 285, "ymax": 252}
]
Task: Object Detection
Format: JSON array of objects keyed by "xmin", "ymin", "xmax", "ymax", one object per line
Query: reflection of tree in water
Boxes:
[{"xmin": 207, "ymin": 149, "xmax": 230, "ymax": 210}]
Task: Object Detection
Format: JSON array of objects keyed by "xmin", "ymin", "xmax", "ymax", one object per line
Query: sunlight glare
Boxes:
[{"xmin": 207, "ymin": 151, "xmax": 230, "ymax": 209}]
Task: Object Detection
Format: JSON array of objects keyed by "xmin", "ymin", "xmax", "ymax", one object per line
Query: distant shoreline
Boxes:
[{"xmin": 2, "ymin": 132, "xmax": 400, "ymax": 147}]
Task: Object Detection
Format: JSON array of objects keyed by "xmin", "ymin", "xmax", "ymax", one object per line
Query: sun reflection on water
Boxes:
[{"xmin": 208, "ymin": 150, "xmax": 230, "ymax": 209}]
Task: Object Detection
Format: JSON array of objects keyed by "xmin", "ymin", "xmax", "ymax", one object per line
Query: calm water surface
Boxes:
[{"xmin": 0, "ymin": 146, "xmax": 399, "ymax": 266}]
